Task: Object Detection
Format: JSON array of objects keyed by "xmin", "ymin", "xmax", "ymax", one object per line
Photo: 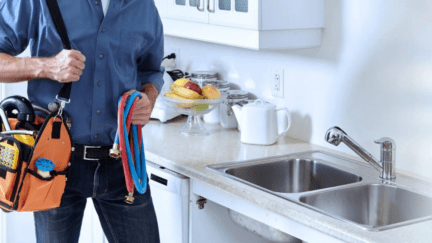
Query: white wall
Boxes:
[
  {"xmin": 4, "ymin": 1, "xmax": 432, "ymax": 182},
  {"xmin": 164, "ymin": 0, "xmax": 432, "ymax": 181}
]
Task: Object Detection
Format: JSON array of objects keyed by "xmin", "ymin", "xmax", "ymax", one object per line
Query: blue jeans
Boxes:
[{"xmin": 34, "ymin": 155, "xmax": 160, "ymax": 243}]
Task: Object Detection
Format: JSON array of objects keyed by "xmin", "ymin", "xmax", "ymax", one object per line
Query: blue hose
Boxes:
[{"xmin": 115, "ymin": 92, "xmax": 147, "ymax": 194}]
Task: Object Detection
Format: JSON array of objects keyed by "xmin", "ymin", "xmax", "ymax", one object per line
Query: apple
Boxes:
[
  {"xmin": 202, "ymin": 85, "xmax": 221, "ymax": 99},
  {"xmin": 184, "ymin": 81, "xmax": 202, "ymax": 95}
]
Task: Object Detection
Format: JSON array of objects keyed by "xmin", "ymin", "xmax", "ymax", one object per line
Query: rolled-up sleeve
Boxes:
[
  {"xmin": 0, "ymin": 1, "xmax": 33, "ymax": 56},
  {"xmin": 136, "ymin": 13, "xmax": 165, "ymax": 94}
]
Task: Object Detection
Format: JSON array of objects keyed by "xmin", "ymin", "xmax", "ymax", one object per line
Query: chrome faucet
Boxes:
[{"xmin": 325, "ymin": 126, "xmax": 396, "ymax": 180}]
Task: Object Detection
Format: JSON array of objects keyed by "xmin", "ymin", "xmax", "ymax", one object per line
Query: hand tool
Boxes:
[
  {"xmin": 32, "ymin": 104, "xmax": 51, "ymax": 116},
  {"xmin": 0, "ymin": 95, "xmax": 35, "ymax": 122},
  {"xmin": 0, "ymin": 108, "xmax": 11, "ymax": 131},
  {"xmin": 0, "ymin": 142, "xmax": 19, "ymax": 170},
  {"xmin": 35, "ymin": 158, "xmax": 55, "ymax": 178},
  {"xmin": 0, "ymin": 130, "xmax": 37, "ymax": 137}
]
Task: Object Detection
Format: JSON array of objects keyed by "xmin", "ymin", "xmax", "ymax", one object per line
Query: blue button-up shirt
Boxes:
[{"xmin": 0, "ymin": 0, "xmax": 165, "ymax": 145}]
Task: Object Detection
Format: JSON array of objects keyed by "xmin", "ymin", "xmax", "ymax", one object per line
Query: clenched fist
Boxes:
[
  {"xmin": 46, "ymin": 49, "xmax": 86, "ymax": 83},
  {"xmin": 124, "ymin": 90, "xmax": 152, "ymax": 125}
]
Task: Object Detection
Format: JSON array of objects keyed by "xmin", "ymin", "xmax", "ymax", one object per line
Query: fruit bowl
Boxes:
[{"xmin": 163, "ymin": 93, "xmax": 227, "ymax": 136}]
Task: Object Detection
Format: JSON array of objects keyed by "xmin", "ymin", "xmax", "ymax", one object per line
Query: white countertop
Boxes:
[{"xmin": 142, "ymin": 116, "xmax": 432, "ymax": 243}]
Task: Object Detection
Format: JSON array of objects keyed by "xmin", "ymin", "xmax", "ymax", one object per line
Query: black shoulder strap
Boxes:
[{"xmin": 45, "ymin": 0, "xmax": 72, "ymax": 101}]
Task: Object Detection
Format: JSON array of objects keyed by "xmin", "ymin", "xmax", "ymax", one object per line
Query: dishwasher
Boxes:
[{"xmin": 146, "ymin": 161, "xmax": 190, "ymax": 243}]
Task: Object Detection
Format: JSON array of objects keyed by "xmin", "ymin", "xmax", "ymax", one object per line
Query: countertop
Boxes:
[{"xmin": 142, "ymin": 116, "xmax": 432, "ymax": 243}]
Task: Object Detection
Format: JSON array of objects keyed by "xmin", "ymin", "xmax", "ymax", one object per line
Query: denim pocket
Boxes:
[{"xmin": 115, "ymin": 31, "xmax": 147, "ymax": 78}]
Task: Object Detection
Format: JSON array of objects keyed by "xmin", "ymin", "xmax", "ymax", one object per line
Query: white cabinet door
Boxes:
[
  {"xmin": 166, "ymin": 0, "xmax": 208, "ymax": 23},
  {"xmin": 208, "ymin": 0, "xmax": 259, "ymax": 30},
  {"xmin": 189, "ymin": 193, "xmax": 274, "ymax": 243}
]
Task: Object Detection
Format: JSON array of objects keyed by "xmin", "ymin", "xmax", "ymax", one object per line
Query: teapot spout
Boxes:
[{"xmin": 231, "ymin": 105, "xmax": 243, "ymax": 131}]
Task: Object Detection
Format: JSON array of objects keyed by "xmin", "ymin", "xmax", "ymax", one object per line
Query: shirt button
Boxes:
[
  {"xmin": 97, "ymin": 82, "xmax": 102, "ymax": 86},
  {"xmin": 97, "ymin": 110, "xmax": 101, "ymax": 114},
  {"xmin": 95, "ymin": 1, "xmax": 100, "ymax": 4},
  {"xmin": 102, "ymin": 28, "xmax": 106, "ymax": 32},
  {"xmin": 95, "ymin": 134, "xmax": 98, "ymax": 139},
  {"xmin": 100, "ymin": 55, "xmax": 104, "ymax": 59}
]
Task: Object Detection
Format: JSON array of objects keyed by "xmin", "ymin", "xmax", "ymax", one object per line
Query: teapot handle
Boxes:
[
  {"xmin": 254, "ymin": 99, "xmax": 264, "ymax": 105},
  {"xmin": 276, "ymin": 108, "xmax": 291, "ymax": 138}
]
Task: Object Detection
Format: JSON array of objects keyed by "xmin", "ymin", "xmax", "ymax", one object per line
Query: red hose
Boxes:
[{"xmin": 118, "ymin": 94, "xmax": 137, "ymax": 194}]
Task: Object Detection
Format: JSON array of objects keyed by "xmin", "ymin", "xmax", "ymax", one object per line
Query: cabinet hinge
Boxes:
[{"xmin": 196, "ymin": 196, "xmax": 207, "ymax": 209}]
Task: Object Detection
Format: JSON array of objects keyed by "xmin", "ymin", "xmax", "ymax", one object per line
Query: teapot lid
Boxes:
[{"xmin": 244, "ymin": 99, "xmax": 275, "ymax": 110}]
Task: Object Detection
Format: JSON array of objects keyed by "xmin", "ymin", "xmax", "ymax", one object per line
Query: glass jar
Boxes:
[
  {"xmin": 202, "ymin": 80, "xmax": 230, "ymax": 124},
  {"xmin": 219, "ymin": 90, "xmax": 248, "ymax": 128},
  {"xmin": 190, "ymin": 71, "xmax": 218, "ymax": 87}
]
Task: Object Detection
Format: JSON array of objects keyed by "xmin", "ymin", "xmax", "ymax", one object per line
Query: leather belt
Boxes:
[{"xmin": 74, "ymin": 145, "xmax": 112, "ymax": 160}]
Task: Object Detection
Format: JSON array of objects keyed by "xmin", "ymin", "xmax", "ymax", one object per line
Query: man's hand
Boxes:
[
  {"xmin": 125, "ymin": 90, "xmax": 153, "ymax": 125},
  {"xmin": 125, "ymin": 83, "xmax": 159, "ymax": 125},
  {"xmin": 44, "ymin": 49, "xmax": 86, "ymax": 83}
]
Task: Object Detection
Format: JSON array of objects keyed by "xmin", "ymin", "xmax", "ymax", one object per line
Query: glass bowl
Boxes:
[{"xmin": 163, "ymin": 93, "xmax": 227, "ymax": 136}]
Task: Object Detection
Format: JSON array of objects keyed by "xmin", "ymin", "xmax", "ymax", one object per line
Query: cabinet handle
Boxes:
[
  {"xmin": 197, "ymin": 0, "xmax": 205, "ymax": 12},
  {"xmin": 208, "ymin": 0, "xmax": 215, "ymax": 13}
]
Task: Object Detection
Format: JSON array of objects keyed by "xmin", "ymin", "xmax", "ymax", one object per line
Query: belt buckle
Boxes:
[{"xmin": 83, "ymin": 146, "xmax": 101, "ymax": 160}]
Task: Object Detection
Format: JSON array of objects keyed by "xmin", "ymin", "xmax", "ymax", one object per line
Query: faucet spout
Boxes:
[{"xmin": 325, "ymin": 127, "xmax": 395, "ymax": 179}]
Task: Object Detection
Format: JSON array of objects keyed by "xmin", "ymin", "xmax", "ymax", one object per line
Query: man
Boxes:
[{"xmin": 0, "ymin": 0, "xmax": 164, "ymax": 242}]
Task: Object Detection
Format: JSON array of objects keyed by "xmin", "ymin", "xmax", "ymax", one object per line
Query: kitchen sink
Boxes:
[
  {"xmin": 224, "ymin": 158, "xmax": 361, "ymax": 193},
  {"xmin": 300, "ymin": 184, "xmax": 432, "ymax": 231},
  {"xmin": 207, "ymin": 151, "xmax": 432, "ymax": 231}
]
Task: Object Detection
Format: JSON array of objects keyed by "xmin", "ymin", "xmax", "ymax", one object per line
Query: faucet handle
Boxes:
[
  {"xmin": 374, "ymin": 137, "xmax": 396, "ymax": 150},
  {"xmin": 374, "ymin": 137, "xmax": 396, "ymax": 180}
]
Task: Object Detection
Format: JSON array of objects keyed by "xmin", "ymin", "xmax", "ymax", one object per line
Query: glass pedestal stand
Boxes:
[
  {"xmin": 163, "ymin": 93, "xmax": 227, "ymax": 136},
  {"xmin": 179, "ymin": 115, "xmax": 210, "ymax": 136}
]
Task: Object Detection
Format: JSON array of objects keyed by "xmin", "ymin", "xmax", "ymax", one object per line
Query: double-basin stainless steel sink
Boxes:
[{"xmin": 206, "ymin": 151, "xmax": 432, "ymax": 231}]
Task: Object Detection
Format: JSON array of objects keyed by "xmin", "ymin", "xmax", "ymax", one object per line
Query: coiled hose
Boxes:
[{"xmin": 114, "ymin": 91, "xmax": 147, "ymax": 204}]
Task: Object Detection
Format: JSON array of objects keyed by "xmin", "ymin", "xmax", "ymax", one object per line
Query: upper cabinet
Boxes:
[
  {"xmin": 208, "ymin": 0, "xmax": 259, "ymax": 29},
  {"xmin": 166, "ymin": 0, "xmax": 209, "ymax": 23},
  {"xmin": 155, "ymin": 0, "xmax": 325, "ymax": 50}
]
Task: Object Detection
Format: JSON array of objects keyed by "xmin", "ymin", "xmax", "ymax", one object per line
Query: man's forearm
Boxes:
[
  {"xmin": 140, "ymin": 82, "xmax": 159, "ymax": 111},
  {"xmin": 0, "ymin": 53, "xmax": 46, "ymax": 83}
]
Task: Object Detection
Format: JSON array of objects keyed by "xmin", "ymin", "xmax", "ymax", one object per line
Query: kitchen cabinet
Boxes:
[
  {"xmin": 208, "ymin": 0, "xmax": 258, "ymax": 29},
  {"xmin": 190, "ymin": 179, "xmax": 344, "ymax": 243},
  {"xmin": 189, "ymin": 193, "xmax": 272, "ymax": 243},
  {"xmin": 161, "ymin": 0, "xmax": 257, "ymax": 28},
  {"xmin": 155, "ymin": 0, "xmax": 325, "ymax": 50},
  {"xmin": 166, "ymin": 0, "xmax": 208, "ymax": 23}
]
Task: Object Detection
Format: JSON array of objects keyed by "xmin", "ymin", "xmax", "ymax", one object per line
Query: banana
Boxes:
[
  {"xmin": 164, "ymin": 92, "xmax": 185, "ymax": 99},
  {"xmin": 172, "ymin": 85, "xmax": 203, "ymax": 100}
]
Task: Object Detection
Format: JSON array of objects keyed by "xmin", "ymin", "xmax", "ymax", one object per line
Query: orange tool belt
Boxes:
[
  {"xmin": 0, "ymin": 113, "xmax": 73, "ymax": 212},
  {"xmin": 0, "ymin": 0, "xmax": 75, "ymax": 212}
]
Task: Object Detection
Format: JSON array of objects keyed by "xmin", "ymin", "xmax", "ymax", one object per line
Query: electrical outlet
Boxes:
[
  {"xmin": 271, "ymin": 68, "xmax": 284, "ymax": 98},
  {"xmin": 167, "ymin": 48, "xmax": 180, "ymax": 68}
]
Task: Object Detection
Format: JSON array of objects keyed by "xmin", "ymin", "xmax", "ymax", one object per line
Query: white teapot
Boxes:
[{"xmin": 232, "ymin": 100, "xmax": 291, "ymax": 145}]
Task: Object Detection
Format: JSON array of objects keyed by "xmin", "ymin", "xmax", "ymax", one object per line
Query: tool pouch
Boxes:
[
  {"xmin": 0, "ymin": 112, "xmax": 74, "ymax": 212},
  {"xmin": 0, "ymin": 0, "xmax": 77, "ymax": 212}
]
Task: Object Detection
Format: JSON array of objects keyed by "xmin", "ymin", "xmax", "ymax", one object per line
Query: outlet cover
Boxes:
[{"xmin": 271, "ymin": 68, "xmax": 284, "ymax": 98}]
